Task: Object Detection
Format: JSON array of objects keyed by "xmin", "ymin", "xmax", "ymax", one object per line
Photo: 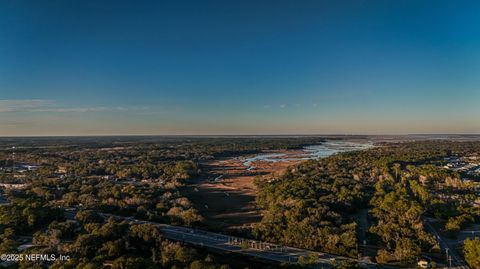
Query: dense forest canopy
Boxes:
[
  {"xmin": 0, "ymin": 137, "xmax": 479, "ymax": 268},
  {"xmin": 254, "ymin": 141, "xmax": 480, "ymax": 265}
]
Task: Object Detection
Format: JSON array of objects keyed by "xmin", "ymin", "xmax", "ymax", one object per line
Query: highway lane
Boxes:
[
  {"xmin": 161, "ymin": 227, "xmax": 316, "ymax": 263},
  {"xmin": 424, "ymin": 219, "xmax": 469, "ymax": 269},
  {"xmin": 64, "ymin": 211, "xmax": 384, "ymax": 267},
  {"xmin": 64, "ymin": 209, "xmax": 466, "ymax": 268},
  {"xmin": 125, "ymin": 217, "xmax": 378, "ymax": 267}
]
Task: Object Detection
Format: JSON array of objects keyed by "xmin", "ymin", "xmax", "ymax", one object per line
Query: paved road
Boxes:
[
  {"xmin": 424, "ymin": 218, "xmax": 469, "ymax": 269},
  {"xmin": 100, "ymin": 214, "xmax": 381, "ymax": 268},
  {"xmin": 66, "ymin": 210, "xmax": 383, "ymax": 267},
  {"xmin": 159, "ymin": 224, "xmax": 347, "ymax": 265},
  {"xmin": 0, "ymin": 193, "xmax": 8, "ymax": 205}
]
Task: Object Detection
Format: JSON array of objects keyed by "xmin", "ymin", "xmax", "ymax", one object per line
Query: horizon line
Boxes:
[{"xmin": 0, "ymin": 133, "xmax": 479, "ymax": 138}]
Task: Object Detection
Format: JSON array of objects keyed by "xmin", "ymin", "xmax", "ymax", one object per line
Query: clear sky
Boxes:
[{"xmin": 1, "ymin": 0, "xmax": 479, "ymax": 136}]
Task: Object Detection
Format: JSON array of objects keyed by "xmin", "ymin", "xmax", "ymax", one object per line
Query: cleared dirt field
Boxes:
[{"xmin": 183, "ymin": 151, "xmax": 300, "ymax": 232}]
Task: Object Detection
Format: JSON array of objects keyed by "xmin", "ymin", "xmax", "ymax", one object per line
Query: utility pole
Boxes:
[
  {"xmin": 448, "ymin": 255, "xmax": 452, "ymax": 268},
  {"xmin": 445, "ymin": 248, "xmax": 450, "ymax": 268},
  {"xmin": 11, "ymin": 146, "xmax": 15, "ymax": 174}
]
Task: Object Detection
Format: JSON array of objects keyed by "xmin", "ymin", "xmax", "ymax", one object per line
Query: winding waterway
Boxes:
[{"xmin": 243, "ymin": 140, "xmax": 374, "ymax": 170}]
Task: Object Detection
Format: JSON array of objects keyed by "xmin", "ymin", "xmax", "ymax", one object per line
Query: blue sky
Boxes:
[{"xmin": 1, "ymin": 0, "xmax": 479, "ymax": 135}]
